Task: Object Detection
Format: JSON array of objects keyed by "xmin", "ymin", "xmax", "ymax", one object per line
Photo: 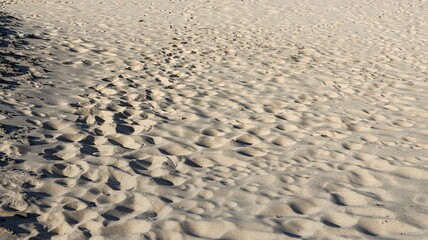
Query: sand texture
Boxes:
[{"xmin": 1, "ymin": 0, "xmax": 428, "ymax": 239}]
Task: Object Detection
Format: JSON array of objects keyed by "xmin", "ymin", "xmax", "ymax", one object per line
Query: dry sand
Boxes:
[{"xmin": 1, "ymin": 0, "xmax": 428, "ymax": 239}]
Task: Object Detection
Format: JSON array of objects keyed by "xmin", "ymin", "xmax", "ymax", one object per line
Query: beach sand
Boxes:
[{"xmin": 1, "ymin": 0, "xmax": 428, "ymax": 239}]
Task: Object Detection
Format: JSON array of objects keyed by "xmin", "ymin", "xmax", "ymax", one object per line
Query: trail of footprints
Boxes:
[{"xmin": 26, "ymin": 32, "xmax": 428, "ymax": 238}]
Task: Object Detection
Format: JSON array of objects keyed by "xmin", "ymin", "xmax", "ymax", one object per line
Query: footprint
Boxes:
[
  {"xmin": 108, "ymin": 170, "xmax": 136, "ymax": 190},
  {"xmin": 54, "ymin": 145, "xmax": 78, "ymax": 160},
  {"xmin": 159, "ymin": 144, "xmax": 194, "ymax": 156},
  {"xmin": 357, "ymin": 218, "xmax": 418, "ymax": 237},
  {"xmin": 57, "ymin": 134, "xmax": 85, "ymax": 142},
  {"xmin": 43, "ymin": 120, "xmax": 70, "ymax": 130},
  {"xmin": 394, "ymin": 166, "xmax": 428, "ymax": 180},
  {"xmin": 187, "ymin": 157, "xmax": 215, "ymax": 168},
  {"xmin": 343, "ymin": 142, "xmax": 364, "ymax": 150},
  {"xmin": 260, "ymin": 202, "xmax": 294, "ymax": 217},
  {"xmin": 51, "ymin": 163, "xmax": 82, "ymax": 177},
  {"xmin": 289, "ymin": 199, "xmax": 320, "ymax": 215},
  {"xmin": 281, "ymin": 218, "xmax": 322, "ymax": 238},
  {"xmin": 237, "ymin": 147, "xmax": 266, "ymax": 157},
  {"xmin": 321, "ymin": 212, "xmax": 358, "ymax": 228},
  {"xmin": 181, "ymin": 220, "xmax": 235, "ymax": 239},
  {"xmin": 101, "ymin": 219, "xmax": 152, "ymax": 236},
  {"xmin": 277, "ymin": 124, "xmax": 298, "ymax": 131},
  {"xmin": 201, "ymin": 128, "xmax": 224, "ymax": 136},
  {"xmin": 332, "ymin": 190, "xmax": 367, "ymax": 206},
  {"xmin": 196, "ymin": 136, "xmax": 227, "ymax": 148},
  {"xmin": 110, "ymin": 135, "xmax": 141, "ymax": 150},
  {"xmin": 271, "ymin": 136, "xmax": 296, "ymax": 146},
  {"xmin": 235, "ymin": 134, "xmax": 260, "ymax": 145}
]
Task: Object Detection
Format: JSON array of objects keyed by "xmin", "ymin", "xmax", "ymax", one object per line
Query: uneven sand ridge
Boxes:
[{"xmin": 1, "ymin": 0, "xmax": 428, "ymax": 239}]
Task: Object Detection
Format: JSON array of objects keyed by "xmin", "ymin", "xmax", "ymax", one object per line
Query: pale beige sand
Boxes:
[{"xmin": 1, "ymin": 0, "xmax": 428, "ymax": 239}]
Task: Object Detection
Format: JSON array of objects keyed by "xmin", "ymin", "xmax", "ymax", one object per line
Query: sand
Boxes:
[{"xmin": 0, "ymin": 0, "xmax": 428, "ymax": 239}]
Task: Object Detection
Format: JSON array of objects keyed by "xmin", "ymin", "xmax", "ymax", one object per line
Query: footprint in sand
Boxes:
[
  {"xmin": 43, "ymin": 119, "xmax": 70, "ymax": 131},
  {"xmin": 159, "ymin": 144, "xmax": 195, "ymax": 156},
  {"xmin": 196, "ymin": 136, "xmax": 228, "ymax": 148},
  {"xmin": 109, "ymin": 135, "xmax": 142, "ymax": 150},
  {"xmin": 235, "ymin": 134, "xmax": 260, "ymax": 145}
]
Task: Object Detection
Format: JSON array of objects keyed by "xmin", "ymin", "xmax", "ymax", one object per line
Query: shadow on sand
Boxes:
[
  {"xmin": 0, "ymin": 11, "xmax": 52, "ymax": 240},
  {"xmin": 0, "ymin": 11, "xmax": 44, "ymax": 89}
]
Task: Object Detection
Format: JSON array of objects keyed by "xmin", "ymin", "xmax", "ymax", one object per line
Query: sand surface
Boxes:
[{"xmin": 1, "ymin": 0, "xmax": 428, "ymax": 239}]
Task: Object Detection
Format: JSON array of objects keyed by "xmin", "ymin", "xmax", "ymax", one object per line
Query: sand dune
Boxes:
[{"xmin": 1, "ymin": 0, "xmax": 428, "ymax": 239}]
